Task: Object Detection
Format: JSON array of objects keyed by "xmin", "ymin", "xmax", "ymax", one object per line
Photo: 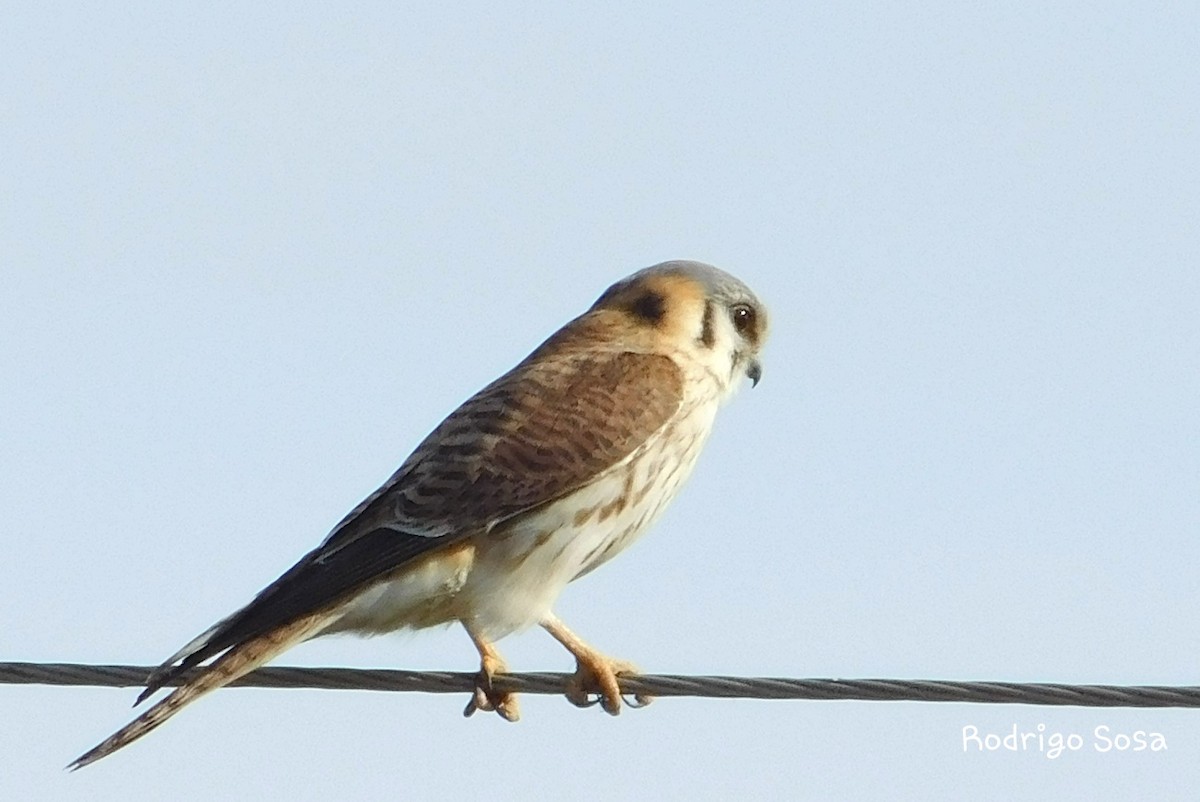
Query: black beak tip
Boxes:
[{"xmin": 746, "ymin": 360, "xmax": 762, "ymax": 387}]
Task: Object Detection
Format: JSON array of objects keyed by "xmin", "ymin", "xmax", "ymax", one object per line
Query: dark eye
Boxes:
[{"xmin": 730, "ymin": 304, "xmax": 756, "ymax": 336}]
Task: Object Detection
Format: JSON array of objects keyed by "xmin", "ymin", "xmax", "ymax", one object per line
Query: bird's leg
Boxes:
[
  {"xmin": 461, "ymin": 624, "xmax": 520, "ymax": 722},
  {"xmin": 540, "ymin": 612, "xmax": 653, "ymax": 715}
]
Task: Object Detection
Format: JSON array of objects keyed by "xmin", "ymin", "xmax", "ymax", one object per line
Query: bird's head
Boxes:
[{"xmin": 591, "ymin": 260, "xmax": 769, "ymax": 396}]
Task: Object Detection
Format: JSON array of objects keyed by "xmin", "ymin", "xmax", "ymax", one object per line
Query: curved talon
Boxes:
[
  {"xmin": 494, "ymin": 697, "xmax": 520, "ymax": 721},
  {"xmin": 563, "ymin": 679, "xmax": 603, "ymax": 708},
  {"xmin": 623, "ymin": 692, "xmax": 654, "ymax": 709},
  {"xmin": 567, "ymin": 693, "xmax": 603, "ymax": 709},
  {"xmin": 463, "ymin": 685, "xmax": 496, "ymax": 718}
]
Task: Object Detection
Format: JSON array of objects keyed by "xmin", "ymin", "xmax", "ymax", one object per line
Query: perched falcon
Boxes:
[{"xmin": 71, "ymin": 260, "xmax": 768, "ymax": 768}]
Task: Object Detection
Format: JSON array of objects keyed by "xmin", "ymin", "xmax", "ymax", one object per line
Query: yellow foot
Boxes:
[
  {"xmin": 540, "ymin": 613, "xmax": 654, "ymax": 715},
  {"xmin": 565, "ymin": 653, "xmax": 652, "ymax": 715},
  {"xmin": 462, "ymin": 643, "xmax": 520, "ymax": 722}
]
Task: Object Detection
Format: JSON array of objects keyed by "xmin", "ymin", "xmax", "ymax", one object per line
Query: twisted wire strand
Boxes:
[{"xmin": 4, "ymin": 662, "xmax": 1200, "ymax": 707}]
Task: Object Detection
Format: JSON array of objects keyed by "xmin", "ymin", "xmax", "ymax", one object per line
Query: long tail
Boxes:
[{"xmin": 69, "ymin": 608, "xmax": 337, "ymax": 770}]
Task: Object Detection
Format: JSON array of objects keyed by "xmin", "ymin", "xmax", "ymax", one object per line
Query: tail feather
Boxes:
[
  {"xmin": 134, "ymin": 617, "xmax": 230, "ymax": 706},
  {"xmin": 69, "ymin": 609, "xmax": 337, "ymax": 770}
]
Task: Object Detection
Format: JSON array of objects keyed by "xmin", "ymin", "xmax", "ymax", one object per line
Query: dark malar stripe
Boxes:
[{"xmin": 699, "ymin": 300, "xmax": 716, "ymax": 347}]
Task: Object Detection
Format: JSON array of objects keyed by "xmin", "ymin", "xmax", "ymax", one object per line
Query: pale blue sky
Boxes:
[{"xmin": 3, "ymin": 3, "xmax": 1198, "ymax": 799}]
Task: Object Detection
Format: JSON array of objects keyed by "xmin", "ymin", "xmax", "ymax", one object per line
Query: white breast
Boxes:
[{"xmin": 456, "ymin": 388, "xmax": 723, "ymax": 640}]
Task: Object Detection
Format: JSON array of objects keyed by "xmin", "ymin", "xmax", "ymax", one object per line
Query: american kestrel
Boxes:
[{"xmin": 71, "ymin": 259, "xmax": 768, "ymax": 768}]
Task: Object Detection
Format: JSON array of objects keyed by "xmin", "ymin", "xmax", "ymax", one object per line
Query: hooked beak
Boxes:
[{"xmin": 745, "ymin": 358, "xmax": 762, "ymax": 388}]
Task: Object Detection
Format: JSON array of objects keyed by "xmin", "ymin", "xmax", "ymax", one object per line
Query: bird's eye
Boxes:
[{"xmin": 730, "ymin": 304, "xmax": 756, "ymax": 336}]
